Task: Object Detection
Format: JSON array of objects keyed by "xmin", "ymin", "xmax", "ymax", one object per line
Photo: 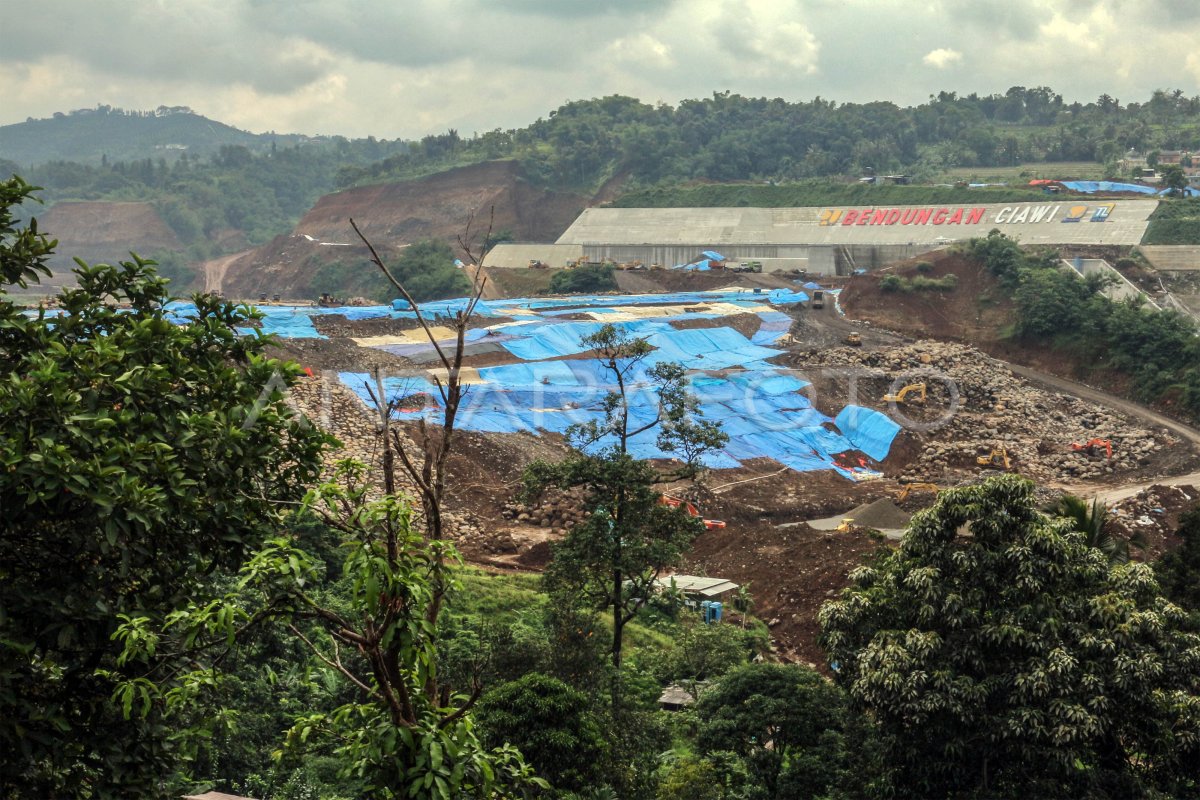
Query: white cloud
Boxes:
[
  {"xmin": 4, "ymin": 0, "xmax": 1200, "ymax": 140},
  {"xmin": 607, "ymin": 34, "xmax": 675, "ymax": 71},
  {"xmin": 922, "ymin": 48, "xmax": 963, "ymax": 69}
]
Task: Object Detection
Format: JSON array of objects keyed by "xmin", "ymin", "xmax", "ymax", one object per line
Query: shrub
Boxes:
[
  {"xmin": 548, "ymin": 263, "xmax": 617, "ymax": 294},
  {"xmin": 914, "ymin": 261, "xmax": 933, "ymax": 273},
  {"xmin": 910, "ymin": 274, "xmax": 958, "ymax": 292},
  {"xmin": 879, "ymin": 274, "xmax": 904, "ymax": 292}
]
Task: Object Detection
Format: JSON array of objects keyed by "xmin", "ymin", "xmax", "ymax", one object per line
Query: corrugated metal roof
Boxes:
[{"xmin": 657, "ymin": 574, "xmax": 738, "ymax": 596}]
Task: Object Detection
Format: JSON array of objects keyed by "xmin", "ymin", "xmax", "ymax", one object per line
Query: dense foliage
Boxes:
[
  {"xmin": 14, "ymin": 85, "xmax": 1200, "ymax": 284},
  {"xmin": 0, "ymin": 176, "xmax": 329, "ymax": 797},
  {"xmin": 821, "ymin": 475, "xmax": 1200, "ymax": 799},
  {"xmin": 693, "ymin": 663, "xmax": 866, "ymax": 799},
  {"xmin": 962, "ymin": 230, "xmax": 1200, "ymax": 422},
  {"xmin": 547, "ymin": 262, "xmax": 617, "ymax": 294},
  {"xmin": 309, "ymin": 239, "xmax": 469, "ymax": 303},
  {"xmin": 1157, "ymin": 507, "xmax": 1200, "ymax": 619}
]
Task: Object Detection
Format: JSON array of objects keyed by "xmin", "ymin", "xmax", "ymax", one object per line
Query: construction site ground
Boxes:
[{"xmin": 278, "ymin": 261, "xmax": 1200, "ymax": 668}]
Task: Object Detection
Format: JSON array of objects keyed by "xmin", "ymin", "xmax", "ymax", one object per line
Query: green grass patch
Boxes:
[
  {"xmin": 612, "ymin": 181, "xmax": 1053, "ymax": 208},
  {"xmin": 880, "ymin": 273, "xmax": 959, "ymax": 292},
  {"xmin": 938, "ymin": 161, "xmax": 1106, "ymax": 183},
  {"xmin": 1144, "ymin": 198, "xmax": 1200, "ymax": 244}
]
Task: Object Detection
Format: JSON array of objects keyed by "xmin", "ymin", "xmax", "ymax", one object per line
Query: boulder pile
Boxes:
[
  {"xmin": 802, "ymin": 342, "xmax": 1174, "ymax": 484},
  {"xmin": 501, "ymin": 484, "xmax": 588, "ymax": 536},
  {"xmin": 289, "ymin": 377, "xmax": 491, "ymax": 541}
]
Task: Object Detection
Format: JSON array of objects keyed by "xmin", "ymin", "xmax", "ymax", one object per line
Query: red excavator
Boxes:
[
  {"xmin": 1071, "ymin": 438, "xmax": 1113, "ymax": 459},
  {"xmin": 659, "ymin": 495, "xmax": 726, "ymax": 530}
]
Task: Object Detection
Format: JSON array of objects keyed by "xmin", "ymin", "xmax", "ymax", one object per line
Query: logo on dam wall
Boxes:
[
  {"xmin": 1060, "ymin": 203, "xmax": 1116, "ymax": 223},
  {"xmin": 818, "ymin": 204, "xmax": 1119, "ymax": 227}
]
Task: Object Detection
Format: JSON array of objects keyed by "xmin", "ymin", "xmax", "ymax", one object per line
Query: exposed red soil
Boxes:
[
  {"xmin": 33, "ymin": 201, "xmax": 181, "ymax": 288},
  {"xmin": 839, "ymin": 249, "xmax": 1015, "ymax": 343},
  {"xmin": 218, "ymin": 160, "xmax": 588, "ymax": 300}
]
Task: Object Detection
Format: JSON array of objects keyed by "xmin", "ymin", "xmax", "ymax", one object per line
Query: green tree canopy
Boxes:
[
  {"xmin": 693, "ymin": 663, "xmax": 860, "ymax": 800},
  {"xmin": 389, "ymin": 239, "xmax": 471, "ymax": 302},
  {"xmin": 526, "ymin": 324, "xmax": 727, "ymax": 686},
  {"xmin": 0, "ymin": 176, "xmax": 329, "ymax": 797},
  {"xmin": 1156, "ymin": 505, "xmax": 1200, "ymax": 616},
  {"xmin": 820, "ymin": 475, "xmax": 1200, "ymax": 799},
  {"xmin": 474, "ymin": 672, "xmax": 606, "ymax": 792},
  {"xmin": 548, "ymin": 263, "xmax": 617, "ymax": 294}
]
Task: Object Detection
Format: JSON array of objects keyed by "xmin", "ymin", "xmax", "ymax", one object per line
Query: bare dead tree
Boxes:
[{"xmin": 348, "ymin": 212, "xmax": 490, "ymax": 545}]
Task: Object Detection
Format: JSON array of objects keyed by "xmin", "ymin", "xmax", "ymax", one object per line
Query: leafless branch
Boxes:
[{"xmin": 288, "ymin": 623, "xmax": 376, "ymax": 698}]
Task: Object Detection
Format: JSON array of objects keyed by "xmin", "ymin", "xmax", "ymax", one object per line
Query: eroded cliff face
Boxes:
[
  {"xmin": 217, "ymin": 160, "xmax": 587, "ymax": 299},
  {"xmin": 33, "ymin": 201, "xmax": 181, "ymax": 290}
]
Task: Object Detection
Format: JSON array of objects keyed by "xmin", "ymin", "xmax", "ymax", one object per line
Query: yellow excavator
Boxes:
[
  {"xmin": 976, "ymin": 446, "xmax": 1012, "ymax": 470},
  {"xmin": 883, "ymin": 383, "xmax": 927, "ymax": 404},
  {"xmin": 896, "ymin": 482, "xmax": 940, "ymax": 502},
  {"xmin": 835, "ymin": 518, "xmax": 856, "ymax": 533}
]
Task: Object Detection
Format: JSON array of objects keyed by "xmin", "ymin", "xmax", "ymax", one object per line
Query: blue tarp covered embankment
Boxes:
[
  {"xmin": 835, "ymin": 405, "xmax": 902, "ymax": 462},
  {"xmin": 328, "ymin": 286, "xmax": 904, "ymax": 480}
]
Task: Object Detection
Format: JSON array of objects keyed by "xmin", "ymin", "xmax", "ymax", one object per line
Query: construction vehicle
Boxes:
[
  {"xmin": 897, "ymin": 483, "xmax": 940, "ymax": 502},
  {"xmin": 835, "ymin": 518, "xmax": 856, "ymax": 533},
  {"xmin": 845, "ymin": 332, "xmax": 863, "ymax": 347},
  {"xmin": 659, "ymin": 495, "xmax": 726, "ymax": 530},
  {"xmin": 883, "ymin": 383, "xmax": 926, "ymax": 404},
  {"xmin": 976, "ymin": 446, "xmax": 1012, "ymax": 470},
  {"xmin": 1071, "ymin": 438, "xmax": 1113, "ymax": 459},
  {"xmin": 811, "ymin": 290, "xmax": 825, "ymax": 309},
  {"xmin": 528, "ymin": 259, "xmax": 549, "ymax": 270},
  {"xmin": 731, "ymin": 260, "xmax": 763, "ymax": 273}
]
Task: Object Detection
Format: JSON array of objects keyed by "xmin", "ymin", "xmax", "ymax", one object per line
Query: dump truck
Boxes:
[{"xmin": 811, "ymin": 290, "xmax": 825, "ymax": 309}]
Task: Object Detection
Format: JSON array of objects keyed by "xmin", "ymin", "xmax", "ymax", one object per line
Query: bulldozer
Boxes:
[
  {"xmin": 976, "ymin": 446, "xmax": 1012, "ymax": 470},
  {"xmin": 896, "ymin": 482, "xmax": 940, "ymax": 502},
  {"xmin": 883, "ymin": 383, "xmax": 926, "ymax": 404},
  {"xmin": 528, "ymin": 259, "xmax": 549, "ymax": 270},
  {"xmin": 845, "ymin": 332, "xmax": 863, "ymax": 347},
  {"xmin": 835, "ymin": 518, "xmax": 856, "ymax": 533},
  {"xmin": 1071, "ymin": 438, "xmax": 1113, "ymax": 459}
]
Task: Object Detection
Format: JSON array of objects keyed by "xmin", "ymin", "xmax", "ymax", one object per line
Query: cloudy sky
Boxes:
[{"xmin": 3, "ymin": 0, "xmax": 1199, "ymax": 140}]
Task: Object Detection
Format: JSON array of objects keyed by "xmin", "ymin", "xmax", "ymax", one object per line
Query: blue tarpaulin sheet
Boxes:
[
  {"xmin": 835, "ymin": 405, "xmax": 902, "ymax": 462},
  {"xmin": 324, "ymin": 287, "xmax": 905, "ymax": 479},
  {"xmin": 1057, "ymin": 181, "xmax": 1157, "ymax": 195}
]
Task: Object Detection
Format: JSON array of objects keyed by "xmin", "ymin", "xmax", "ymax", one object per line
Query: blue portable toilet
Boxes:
[
  {"xmin": 700, "ymin": 600, "xmax": 713, "ymax": 623},
  {"xmin": 711, "ymin": 602, "xmax": 723, "ymax": 623}
]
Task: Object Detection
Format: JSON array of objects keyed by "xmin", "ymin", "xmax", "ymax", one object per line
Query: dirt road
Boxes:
[
  {"xmin": 203, "ymin": 252, "xmax": 243, "ymax": 294},
  {"xmin": 1007, "ymin": 363, "xmax": 1200, "ymax": 501}
]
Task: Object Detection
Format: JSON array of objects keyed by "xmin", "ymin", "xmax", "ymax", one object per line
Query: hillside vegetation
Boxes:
[{"xmin": 11, "ymin": 86, "xmax": 1200, "ymax": 295}]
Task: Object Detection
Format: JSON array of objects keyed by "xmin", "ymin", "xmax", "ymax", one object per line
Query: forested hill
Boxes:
[
  {"xmin": 9, "ymin": 87, "xmax": 1200, "ymax": 295},
  {"xmin": 0, "ymin": 105, "xmax": 355, "ymax": 167},
  {"xmin": 335, "ymin": 88, "xmax": 1200, "ymax": 192}
]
